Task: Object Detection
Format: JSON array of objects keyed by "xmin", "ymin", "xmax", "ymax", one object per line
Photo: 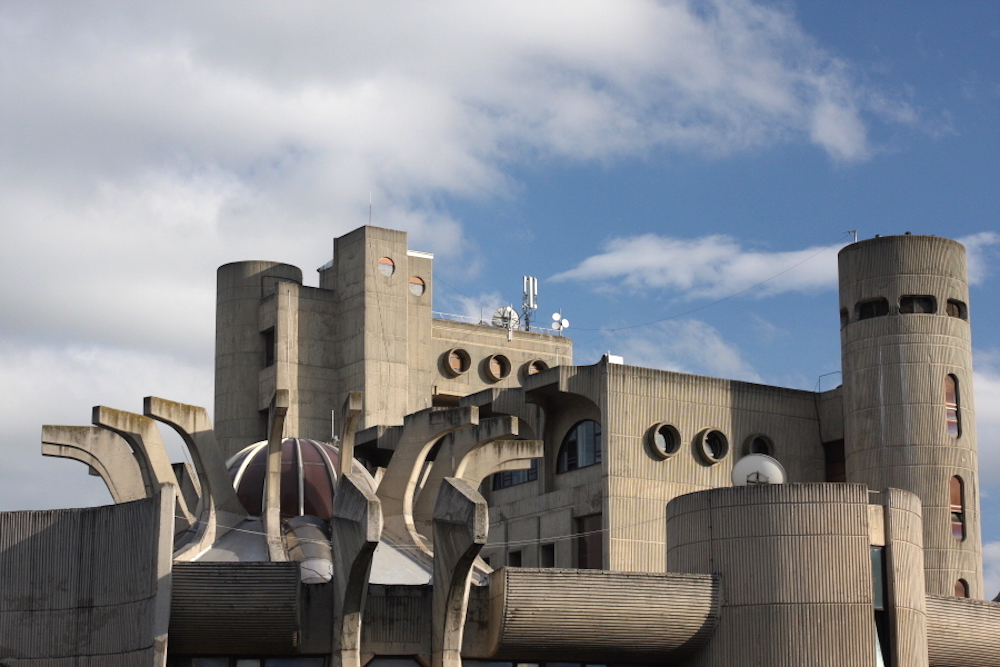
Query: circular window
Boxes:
[
  {"xmin": 377, "ymin": 257, "xmax": 395, "ymax": 276},
  {"xmin": 409, "ymin": 276, "xmax": 425, "ymax": 296},
  {"xmin": 524, "ymin": 359, "xmax": 549, "ymax": 376},
  {"xmin": 647, "ymin": 423, "xmax": 681, "ymax": 459},
  {"xmin": 442, "ymin": 348, "xmax": 471, "ymax": 377},
  {"xmin": 696, "ymin": 428, "xmax": 729, "ymax": 465},
  {"xmin": 485, "ymin": 354, "xmax": 511, "ymax": 381},
  {"xmin": 743, "ymin": 434, "xmax": 773, "ymax": 456}
]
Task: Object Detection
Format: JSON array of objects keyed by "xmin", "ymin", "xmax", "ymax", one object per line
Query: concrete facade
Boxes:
[{"xmin": 11, "ymin": 228, "xmax": 997, "ymax": 666}]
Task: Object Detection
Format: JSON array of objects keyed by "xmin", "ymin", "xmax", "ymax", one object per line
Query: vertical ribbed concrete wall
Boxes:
[
  {"xmin": 880, "ymin": 488, "xmax": 928, "ymax": 667},
  {"xmin": 0, "ymin": 494, "xmax": 170, "ymax": 665},
  {"xmin": 839, "ymin": 235, "xmax": 981, "ymax": 597},
  {"xmin": 216, "ymin": 260, "xmax": 302, "ymax": 459},
  {"xmin": 667, "ymin": 484, "xmax": 877, "ymax": 667}
]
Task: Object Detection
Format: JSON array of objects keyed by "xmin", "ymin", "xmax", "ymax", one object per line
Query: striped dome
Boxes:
[{"xmin": 226, "ymin": 438, "xmax": 372, "ymax": 520}]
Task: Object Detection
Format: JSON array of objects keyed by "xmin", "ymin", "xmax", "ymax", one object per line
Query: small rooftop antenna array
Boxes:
[
  {"xmin": 551, "ymin": 311, "xmax": 570, "ymax": 336},
  {"xmin": 846, "ymin": 230, "xmax": 858, "ymax": 243},
  {"xmin": 522, "ymin": 276, "xmax": 538, "ymax": 331}
]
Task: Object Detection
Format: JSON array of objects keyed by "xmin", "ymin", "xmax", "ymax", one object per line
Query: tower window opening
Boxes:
[
  {"xmin": 945, "ymin": 374, "xmax": 961, "ymax": 438},
  {"xmin": 840, "ymin": 308, "xmax": 849, "ymax": 329},
  {"xmin": 950, "ymin": 475, "xmax": 966, "ymax": 541},
  {"xmin": 696, "ymin": 429, "xmax": 730, "ymax": 465},
  {"xmin": 408, "ymin": 276, "xmax": 425, "ymax": 296},
  {"xmin": 745, "ymin": 435, "xmax": 773, "ymax": 456},
  {"xmin": 442, "ymin": 348, "xmax": 471, "ymax": 376},
  {"xmin": 377, "ymin": 256, "xmax": 395, "ymax": 276},
  {"xmin": 857, "ymin": 298, "xmax": 889, "ymax": 320},
  {"xmin": 899, "ymin": 295, "xmax": 936, "ymax": 314},
  {"xmin": 557, "ymin": 420, "xmax": 602, "ymax": 473},
  {"xmin": 262, "ymin": 328, "xmax": 276, "ymax": 368},
  {"xmin": 947, "ymin": 299, "xmax": 968, "ymax": 320},
  {"xmin": 955, "ymin": 579, "xmax": 970, "ymax": 598}
]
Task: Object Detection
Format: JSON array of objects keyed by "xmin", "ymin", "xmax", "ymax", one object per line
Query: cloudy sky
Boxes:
[{"xmin": 2, "ymin": 1, "xmax": 998, "ymax": 590}]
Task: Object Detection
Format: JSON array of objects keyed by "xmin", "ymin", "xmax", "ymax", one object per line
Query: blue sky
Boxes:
[{"xmin": 1, "ymin": 1, "xmax": 998, "ymax": 589}]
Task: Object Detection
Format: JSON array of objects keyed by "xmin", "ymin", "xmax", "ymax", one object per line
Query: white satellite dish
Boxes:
[
  {"xmin": 731, "ymin": 454, "xmax": 786, "ymax": 487},
  {"xmin": 551, "ymin": 312, "xmax": 570, "ymax": 332},
  {"xmin": 492, "ymin": 306, "xmax": 520, "ymax": 330}
]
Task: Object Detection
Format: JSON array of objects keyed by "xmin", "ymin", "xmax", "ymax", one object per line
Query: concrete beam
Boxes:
[
  {"xmin": 412, "ymin": 417, "xmax": 517, "ymax": 534},
  {"xmin": 460, "ymin": 439, "xmax": 544, "ymax": 487},
  {"xmin": 432, "ymin": 477, "xmax": 488, "ymax": 667},
  {"xmin": 41, "ymin": 425, "xmax": 146, "ymax": 504},
  {"xmin": 264, "ymin": 389, "xmax": 290, "ymax": 562},
  {"xmin": 144, "ymin": 396, "xmax": 248, "ymax": 562},
  {"xmin": 376, "ymin": 407, "xmax": 478, "ymax": 551},
  {"xmin": 92, "ymin": 406, "xmax": 196, "ymax": 532}
]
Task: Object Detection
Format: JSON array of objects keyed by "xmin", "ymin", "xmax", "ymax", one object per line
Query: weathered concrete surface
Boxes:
[
  {"xmin": 264, "ymin": 389, "xmax": 290, "ymax": 562},
  {"xmin": 432, "ymin": 477, "xmax": 488, "ymax": 667},
  {"xmin": 460, "ymin": 439, "xmax": 543, "ymax": 487},
  {"xmin": 41, "ymin": 425, "xmax": 146, "ymax": 504}
]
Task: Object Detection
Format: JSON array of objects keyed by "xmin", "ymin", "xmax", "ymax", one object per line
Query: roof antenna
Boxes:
[
  {"xmin": 369, "ymin": 192, "xmax": 373, "ymax": 225},
  {"xmin": 845, "ymin": 230, "xmax": 858, "ymax": 243}
]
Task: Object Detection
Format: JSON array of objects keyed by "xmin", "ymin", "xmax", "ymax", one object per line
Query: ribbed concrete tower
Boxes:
[{"xmin": 839, "ymin": 234, "xmax": 981, "ymax": 598}]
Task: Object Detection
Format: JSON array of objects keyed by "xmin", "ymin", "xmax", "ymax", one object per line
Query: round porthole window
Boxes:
[
  {"xmin": 743, "ymin": 434, "xmax": 773, "ymax": 456},
  {"xmin": 485, "ymin": 354, "xmax": 511, "ymax": 381},
  {"xmin": 696, "ymin": 428, "xmax": 729, "ymax": 465},
  {"xmin": 442, "ymin": 348, "xmax": 471, "ymax": 377},
  {"xmin": 524, "ymin": 359, "xmax": 549, "ymax": 376},
  {"xmin": 409, "ymin": 276, "xmax": 425, "ymax": 296},
  {"xmin": 377, "ymin": 257, "xmax": 395, "ymax": 276},
  {"xmin": 647, "ymin": 423, "xmax": 681, "ymax": 459}
]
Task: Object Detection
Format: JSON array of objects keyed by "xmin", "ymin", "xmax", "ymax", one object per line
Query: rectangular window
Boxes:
[
  {"xmin": 575, "ymin": 514, "xmax": 603, "ymax": 570},
  {"xmin": 262, "ymin": 328, "xmax": 276, "ymax": 367},
  {"xmin": 492, "ymin": 459, "xmax": 539, "ymax": 490},
  {"xmin": 823, "ymin": 440, "xmax": 846, "ymax": 483},
  {"xmin": 507, "ymin": 550, "xmax": 522, "ymax": 567},
  {"xmin": 540, "ymin": 543, "xmax": 555, "ymax": 568}
]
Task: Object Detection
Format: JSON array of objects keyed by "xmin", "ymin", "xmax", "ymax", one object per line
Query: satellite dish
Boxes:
[
  {"xmin": 551, "ymin": 312, "xmax": 570, "ymax": 332},
  {"xmin": 492, "ymin": 306, "xmax": 520, "ymax": 330},
  {"xmin": 731, "ymin": 454, "xmax": 786, "ymax": 487}
]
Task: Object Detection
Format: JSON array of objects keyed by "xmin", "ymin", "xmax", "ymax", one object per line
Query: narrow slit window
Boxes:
[
  {"xmin": 945, "ymin": 374, "xmax": 961, "ymax": 438},
  {"xmin": 946, "ymin": 299, "xmax": 968, "ymax": 320},
  {"xmin": 857, "ymin": 298, "xmax": 889, "ymax": 320},
  {"xmin": 950, "ymin": 476, "xmax": 966, "ymax": 541},
  {"xmin": 899, "ymin": 295, "xmax": 936, "ymax": 314},
  {"xmin": 955, "ymin": 579, "xmax": 969, "ymax": 598}
]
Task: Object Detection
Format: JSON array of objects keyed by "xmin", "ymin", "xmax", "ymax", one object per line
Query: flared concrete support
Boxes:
[
  {"xmin": 92, "ymin": 406, "xmax": 196, "ymax": 531},
  {"xmin": 41, "ymin": 425, "xmax": 146, "ymax": 504},
  {"xmin": 432, "ymin": 477, "xmax": 488, "ymax": 667},
  {"xmin": 459, "ymin": 439, "xmax": 544, "ymax": 487},
  {"xmin": 412, "ymin": 416, "xmax": 517, "ymax": 533},
  {"xmin": 264, "ymin": 389, "xmax": 290, "ymax": 562},
  {"xmin": 144, "ymin": 396, "xmax": 248, "ymax": 562},
  {"xmin": 331, "ymin": 473, "xmax": 382, "ymax": 667},
  {"xmin": 879, "ymin": 488, "xmax": 928, "ymax": 667},
  {"xmin": 376, "ymin": 407, "xmax": 478, "ymax": 550},
  {"xmin": 339, "ymin": 392, "xmax": 364, "ymax": 478}
]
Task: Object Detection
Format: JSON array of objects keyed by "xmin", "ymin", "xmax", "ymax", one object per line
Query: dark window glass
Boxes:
[
  {"xmin": 262, "ymin": 328, "xmax": 276, "ymax": 367},
  {"xmin": 946, "ymin": 374, "xmax": 961, "ymax": 438},
  {"xmin": 946, "ymin": 299, "xmax": 968, "ymax": 320},
  {"xmin": 899, "ymin": 295, "xmax": 936, "ymax": 314},
  {"xmin": 540, "ymin": 543, "xmax": 555, "ymax": 568},
  {"xmin": 823, "ymin": 440, "xmax": 846, "ymax": 482},
  {"xmin": 951, "ymin": 476, "xmax": 966, "ymax": 541},
  {"xmin": 575, "ymin": 514, "xmax": 603, "ymax": 569},
  {"xmin": 508, "ymin": 550, "xmax": 522, "ymax": 567},
  {"xmin": 748, "ymin": 436, "xmax": 771, "ymax": 455},
  {"xmin": 857, "ymin": 298, "xmax": 889, "ymax": 320},
  {"xmin": 557, "ymin": 420, "xmax": 602, "ymax": 473},
  {"xmin": 492, "ymin": 459, "xmax": 539, "ymax": 490}
]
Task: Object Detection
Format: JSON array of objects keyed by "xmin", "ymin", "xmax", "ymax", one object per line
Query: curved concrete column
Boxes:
[
  {"xmin": 459, "ymin": 439, "xmax": 543, "ymax": 488},
  {"xmin": 376, "ymin": 407, "xmax": 478, "ymax": 550},
  {"xmin": 41, "ymin": 425, "xmax": 146, "ymax": 504},
  {"xmin": 264, "ymin": 389, "xmax": 290, "ymax": 562},
  {"xmin": 144, "ymin": 396, "xmax": 247, "ymax": 562},
  {"xmin": 432, "ymin": 477, "xmax": 488, "ymax": 667},
  {"xmin": 92, "ymin": 406, "xmax": 195, "ymax": 532},
  {"xmin": 412, "ymin": 416, "xmax": 517, "ymax": 533}
]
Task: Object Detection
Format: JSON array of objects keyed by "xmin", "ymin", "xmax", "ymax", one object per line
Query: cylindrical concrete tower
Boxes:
[
  {"xmin": 839, "ymin": 234, "xmax": 980, "ymax": 598},
  {"xmin": 216, "ymin": 260, "xmax": 302, "ymax": 460}
]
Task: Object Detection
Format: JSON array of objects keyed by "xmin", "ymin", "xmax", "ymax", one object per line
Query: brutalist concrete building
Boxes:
[{"xmin": 3, "ymin": 227, "xmax": 998, "ymax": 666}]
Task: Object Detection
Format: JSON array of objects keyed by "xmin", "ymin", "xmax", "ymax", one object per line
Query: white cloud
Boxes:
[
  {"xmin": 610, "ymin": 319, "xmax": 763, "ymax": 383},
  {"xmin": 959, "ymin": 232, "xmax": 1000, "ymax": 285},
  {"xmin": 551, "ymin": 234, "xmax": 845, "ymax": 299}
]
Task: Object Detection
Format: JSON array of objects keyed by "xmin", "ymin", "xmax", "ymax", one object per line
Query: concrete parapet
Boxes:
[{"xmin": 925, "ymin": 595, "xmax": 1000, "ymax": 666}]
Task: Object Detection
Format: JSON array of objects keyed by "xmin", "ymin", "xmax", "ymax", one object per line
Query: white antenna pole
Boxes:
[
  {"xmin": 369, "ymin": 192, "xmax": 373, "ymax": 225},
  {"xmin": 845, "ymin": 230, "xmax": 858, "ymax": 243}
]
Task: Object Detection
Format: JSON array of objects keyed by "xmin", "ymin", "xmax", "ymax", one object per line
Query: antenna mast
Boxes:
[{"xmin": 522, "ymin": 276, "xmax": 538, "ymax": 331}]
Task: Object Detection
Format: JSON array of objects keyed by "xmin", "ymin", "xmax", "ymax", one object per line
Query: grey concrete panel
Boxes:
[
  {"xmin": 264, "ymin": 389, "xmax": 290, "ymax": 562},
  {"xmin": 925, "ymin": 595, "xmax": 1000, "ymax": 666},
  {"xmin": 0, "ymin": 490, "xmax": 173, "ymax": 664},
  {"xmin": 41, "ymin": 425, "xmax": 145, "ymax": 503}
]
